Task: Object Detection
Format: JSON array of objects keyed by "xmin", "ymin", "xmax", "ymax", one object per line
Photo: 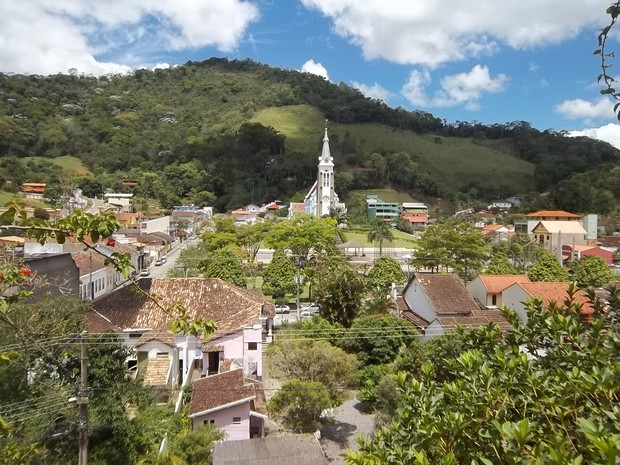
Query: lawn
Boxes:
[
  {"xmin": 340, "ymin": 229, "xmax": 416, "ymax": 250},
  {"xmin": 0, "ymin": 192, "xmax": 51, "ymax": 208}
]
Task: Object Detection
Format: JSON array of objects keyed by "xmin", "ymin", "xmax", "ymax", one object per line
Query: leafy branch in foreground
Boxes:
[
  {"xmin": 0, "ymin": 203, "xmax": 216, "ymax": 337},
  {"xmin": 596, "ymin": 2, "xmax": 620, "ymax": 118}
]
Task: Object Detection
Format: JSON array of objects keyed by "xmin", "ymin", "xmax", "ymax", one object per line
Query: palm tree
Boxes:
[{"xmin": 366, "ymin": 220, "xmax": 394, "ymax": 257}]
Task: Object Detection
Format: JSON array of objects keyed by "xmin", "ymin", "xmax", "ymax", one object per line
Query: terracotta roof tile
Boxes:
[
  {"xmin": 479, "ymin": 275, "xmax": 531, "ymax": 294},
  {"xmin": 290, "ymin": 202, "xmax": 305, "ymax": 214},
  {"xmin": 71, "ymin": 251, "xmax": 109, "ymax": 275},
  {"xmin": 526, "ymin": 210, "xmax": 580, "ymax": 218},
  {"xmin": 416, "ymin": 274, "xmax": 479, "ymax": 314},
  {"xmin": 188, "ymin": 369, "xmax": 255, "ymax": 416},
  {"xmin": 89, "ymin": 278, "xmax": 273, "ymax": 335},
  {"xmin": 436, "ymin": 309, "xmax": 511, "ymax": 332},
  {"xmin": 401, "ymin": 310, "xmax": 429, "ymax": 329},
  {"xmin": 518, "ymin": 282, "xmax": 594, "ymax": 316},
  {"xmin": 134, "ymin": 328, "xmax": 176, "ymax": 347}
]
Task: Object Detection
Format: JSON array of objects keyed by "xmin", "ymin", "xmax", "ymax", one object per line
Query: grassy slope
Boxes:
[
  {"xmin": 252, "ymin": 105, "xmax": 535, "ymax": 194},
  {"xmin": 21, "ymin": 156, "xmax": 93, "ymax": 177}
]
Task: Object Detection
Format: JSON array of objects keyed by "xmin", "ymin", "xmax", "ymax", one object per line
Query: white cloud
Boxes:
[
  {"xmin": 0, "ymin": 0, "xmax": 260, "ymax": 75},
  {"xmin": 555, "ymin": 98, "xmax": 614, "ymax": 120},
  {"xmin": 401, "ymin": 65, "xmax": 509, "ymax": 109},
  {"xmin": 300, "ymin": 0, "xmax": 606, "ymax": 68},
  {"xmin": 300, "ymin": 59, "xmax": 330, "ymax": 80},
  {"xmin": 351, "ymin": 81, "xmax": 392, "ymax": 102},
  {"xmin": 567, "ymin": 123, "xmax": 620, "ymax": 149}
]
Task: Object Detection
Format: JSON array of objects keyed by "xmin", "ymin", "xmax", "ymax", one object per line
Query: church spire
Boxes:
[{"xmin": 320, "ymin": 126, "xmax": 332, "ymax": 164}]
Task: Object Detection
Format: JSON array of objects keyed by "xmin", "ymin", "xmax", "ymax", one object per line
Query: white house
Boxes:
[
  {"xmin": 467, "ymin": 274, "xmax": 531, "ymax": 309},
  {"xmin": 401, "ymin": 273, "xmax": 510, "ymax": 339},
  {"xmin": 104, "ymin": 193, "xmax": 133, "ymax": 213}
]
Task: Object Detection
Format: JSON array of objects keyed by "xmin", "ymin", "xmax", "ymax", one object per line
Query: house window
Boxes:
[
  {"xmin": 491, "ymin": 295, "xmax": 497, "ymax": 306},
  {"xmin": 204, "ymin": 419, "xmax": 215, "ymax": 426},
  {"xmin": 248, "ymin": 342, "xmax": 258, "ymax": 351},
  {"xmin": 232, "ymin": 417, "xmax": 241, "ymax": 424}
]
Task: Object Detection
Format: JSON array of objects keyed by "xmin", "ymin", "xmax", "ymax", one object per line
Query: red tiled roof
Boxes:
[
  {"xmin": 416, "ymin": 274, "xmax": 479, "ymax": 314},
  {"xmin": 188, "ymin": 369, "xmax": 255, "ymax": 416},
  {"xmin": 401, "ymin": 310, "xmax": 429, "ymax": 329},
  {"xmin": 597, "ymin": 236, "xmax": 620, "ymax": 248},
  {"xmin": 71, "ymin": 251, "xmax": 108, "ymax": 275},
  {"xmin": 479, "ymin": 274, "xmax": 531, "ymax": 294},
  {"xmin": 436, "ymin": 309, "xmax": 511, "ymax": 332},
  {"xmin": 526, "ymin": 210, "xmax": 580, "ymax": 218},
  {"xmin": 89, "ymin": 278, "xmax": 274, "ymax": 336},
  {"xmin": 518, "ymin": 282, "xmax": 594, "ymax": 316}
]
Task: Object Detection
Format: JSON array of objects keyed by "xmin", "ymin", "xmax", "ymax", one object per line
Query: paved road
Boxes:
[
  {"xmin": 148, "ymin": 239, "xmax": 199, "ymax": 278},
  {"xmin": 320, "ymin": 396, "xmax": 376, "ymax": 464}
]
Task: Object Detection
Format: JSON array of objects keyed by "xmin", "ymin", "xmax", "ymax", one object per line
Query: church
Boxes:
[{"xmin": 289, "ymin": 128, "xmax": 345, "ymax": 218}]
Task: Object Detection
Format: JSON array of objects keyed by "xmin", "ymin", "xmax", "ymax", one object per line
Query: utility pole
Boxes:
[{"xmin": 78, "ymin": 331, "xmax": 89, "ymax": 465}]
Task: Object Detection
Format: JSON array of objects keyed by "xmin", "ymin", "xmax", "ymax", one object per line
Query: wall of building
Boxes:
[
  {"xmin": 141, "ymin": 216, "xmax": 172, "ymax": 235},
  {"xmin": 501, "ymin": 285, "xmax": 528, "ymax": 322},
  {"xmin": 403, "ymin": 280, "xmax": 436, "ymax": 323},
  {"xmin": 192, "ymin": 402, "xmax": 251, "ymax": 440}
]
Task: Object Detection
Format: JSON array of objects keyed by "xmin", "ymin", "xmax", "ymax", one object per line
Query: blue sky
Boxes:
[{"xmin": 3, "ymin": 0, "xmax": 620, "ymax": 146}]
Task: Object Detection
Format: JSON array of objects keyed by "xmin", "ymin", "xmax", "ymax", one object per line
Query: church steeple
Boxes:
[
  {"xmin": 320, "ymin": 127, "xmax": 332, "ymax": 164},
  {"xmin": 317, "ymin": 125, "xmax": 335, "ymax": 217}
]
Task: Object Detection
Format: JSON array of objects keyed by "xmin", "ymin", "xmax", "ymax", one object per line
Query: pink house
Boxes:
[
  {"xmin": 89, "ymin": 278, "xmax": 276, "ymax": 387},
  {"xmin": 188, "ymin": 369, "xmax": 267, "ymax": 440},
  {"xmin": 561, "ymin": 244, "xmax": 614, "ymax": 265}
]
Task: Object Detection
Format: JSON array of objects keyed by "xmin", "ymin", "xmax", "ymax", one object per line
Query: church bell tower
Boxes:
[{"xmin": 317, "ymin": 127, "xmax": 335, "ymax": 217}]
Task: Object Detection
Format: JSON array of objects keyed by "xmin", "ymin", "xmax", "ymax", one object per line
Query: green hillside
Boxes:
[{"xmin": 0, "ymin": 57, "xmax": 617, "ymax": 213}]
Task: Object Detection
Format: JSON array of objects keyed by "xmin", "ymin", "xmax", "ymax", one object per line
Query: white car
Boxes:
[
  {"xmin": 301, "ymin": 302, "xmax": 320, "ymax": 313},
  {"xmin": 275, "ymin": 304, "xmax": 290, "ymax": 314}
]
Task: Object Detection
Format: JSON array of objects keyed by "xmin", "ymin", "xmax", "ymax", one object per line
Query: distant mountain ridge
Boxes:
[{"xmin": 0, "ymin": 57, "xmax": 618, "ymax": 214}]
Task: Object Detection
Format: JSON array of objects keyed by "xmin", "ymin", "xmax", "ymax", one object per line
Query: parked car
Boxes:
[
  {"xmin": 154, "ymin": 258, "xmax": 164, "ymax": 266},
  {"xmin": 161, "ymin": 257, "xmax": 167, "ymax": 264},
  {"xmin": 300, "ymin": 310, "xmax": 313, "ymax": 319},
  {"xmin": 139, "ymin": 269, "xmax": 150, "ymax": 277},
  {"xmin": 275, "ymin": 304, "xmax": 290, "ymax": 314},
  {"xmin": 301, "ymin": 302, "xmax": 320, "ymax": 313}
]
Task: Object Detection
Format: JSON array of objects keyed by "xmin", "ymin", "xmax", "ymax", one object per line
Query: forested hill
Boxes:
[{"xmin": 0, "ymin": 57, "xmax": 619, "ymax": 214}]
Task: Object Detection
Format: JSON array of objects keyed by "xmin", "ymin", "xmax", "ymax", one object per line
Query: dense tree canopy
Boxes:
[
  {"xmin": 528, "ymin": 250, "xmax": 569, "ymax": 282},
  {"xmin": 367, "ymin": 257, "xmax": 406, "ymax": 290},
  {"xmin": 347, "ymin": 286, "xmax": 620, "ymax": 465}
]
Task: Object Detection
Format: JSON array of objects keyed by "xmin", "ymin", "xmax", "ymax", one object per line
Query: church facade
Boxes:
[{"xmin": 289, "ymin": 128, "xmax": 344, "ymax": 218}]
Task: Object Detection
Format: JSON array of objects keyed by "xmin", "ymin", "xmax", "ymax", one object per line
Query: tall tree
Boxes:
[
  {"xmin": 263, "ymin": 215, "xmax": 337, "ymax": 261},
  {"xmin": 366, "ymin": 220, "xmax": 394, "ymax": 257},
  {"xmin": 261, "ymin": 248, "xmax": 297, "ymax": 299},
  {"xmin": 528, "ymin": 250, "xmax": 569, "ymax": 282},
  {"xmin": 367, "ymin": 256, "xmax": 406, "ymax": 290},
  {"xmin": 485, "ymin": 251, "xmax": 518, "ymax": 275},
  {"xmin": 571, "ymin": 256, "xmax": 616, "ymax": 288},
  {"xmin": 315, "ymin": 259, "xmax": 366, "ymax": 327},
  {"xmin": 202, "ymin": 248, "xmax": 246, "ymax": 288},
  {"xmin": 268, "ymin": 379, "xmax": 332, "ymax": 433}
]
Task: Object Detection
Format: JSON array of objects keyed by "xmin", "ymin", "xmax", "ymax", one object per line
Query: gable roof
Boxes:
[
  {"xmin": 289, "ymin": 202, "xmax": 305, "ymax": 214},
  {"xmin": 479, "ymin": 275, "xmax": 531, "ymax": 294},
  {"xmin": 597, "ymin": 236, "xmax": 620, "ymax": 248},
  {"xmin": 510, "ymin": 282, "xmax": 594, "ymax": 317},
  {"xmin": 532, "ymin": 221, "xmax": 587, "ymax": 235},
  {"xmin": 188, "ymin": 369, "xmax": 255, "ymax": 417},
  {"xmin": 526, "ymin": 210, "xmax": 580, "ymax": 218},
  {"xmin": 134, "ymin": 328, "xmax": 176, "ymax": 348},
  {"xmin": 89, "ymin": 278, "xmax": 274, "ymax": 335},
  {"xmin": 416, "ymin": 274, "xmax": 479, "ymax": 314},
  {"xmin": 213, "ymin": 436, "xmax": 328, "ymax": 465}
]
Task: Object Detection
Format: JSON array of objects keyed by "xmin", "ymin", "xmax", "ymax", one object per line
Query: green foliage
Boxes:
[
  {"xmin": 264, "ymin": 215, "xmax": 337, "ymax": 260},
  {"xmin": 366, "ymin": 220, "xmax": 394, "ymax": 257},
  {"xmin": 339, "ymin": 315, "xmax": 417, "ymax": 366},
  {"xmin": 315, "ymin": 259, "xmax": 366, "ymax": 327},
  {"xmin": 528, "ymin": 249, "xmax": 569, "ymax": 282},
  {"xmin": 202, "ymin": 248, "xmax": 246, "ymax": 288},
  {"xmin": 413, "ymin": 219, "xmax": 490, "ymax": 280},
  {"xmin": 361, "ymin": 286, "xmax": 397, "ymax": 316},
  {"xmin": 358, "ymin": 364, "xmax": 391, "ymax": 403},
  {"xmin": 485, "ymin": 251, "xmax": 518, "ymax": 275},
  {"xmin": 261, "ymin": 248, "xmax": 296, "ymax": 299},
  {"xmin": 158, "ymin": 424, "xmax": 224, "ymax": 465},
  {"xmin": 571, "ymin": 256, "xmax": 616, "ymax": 288},
  {"xmin": 267, "ymin": 379, "xmax": 332, "ymax": 433},
  {"xmin": 266, "ymin": 339, "xmax": 358, "ymax": 404},
  {"xmin": 347, "ymin": 286, "xmax": 620, "ymax": 465},
  {"xmin": 367, "ymin": 256, "xmax": 405, "ymax": 290}
]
